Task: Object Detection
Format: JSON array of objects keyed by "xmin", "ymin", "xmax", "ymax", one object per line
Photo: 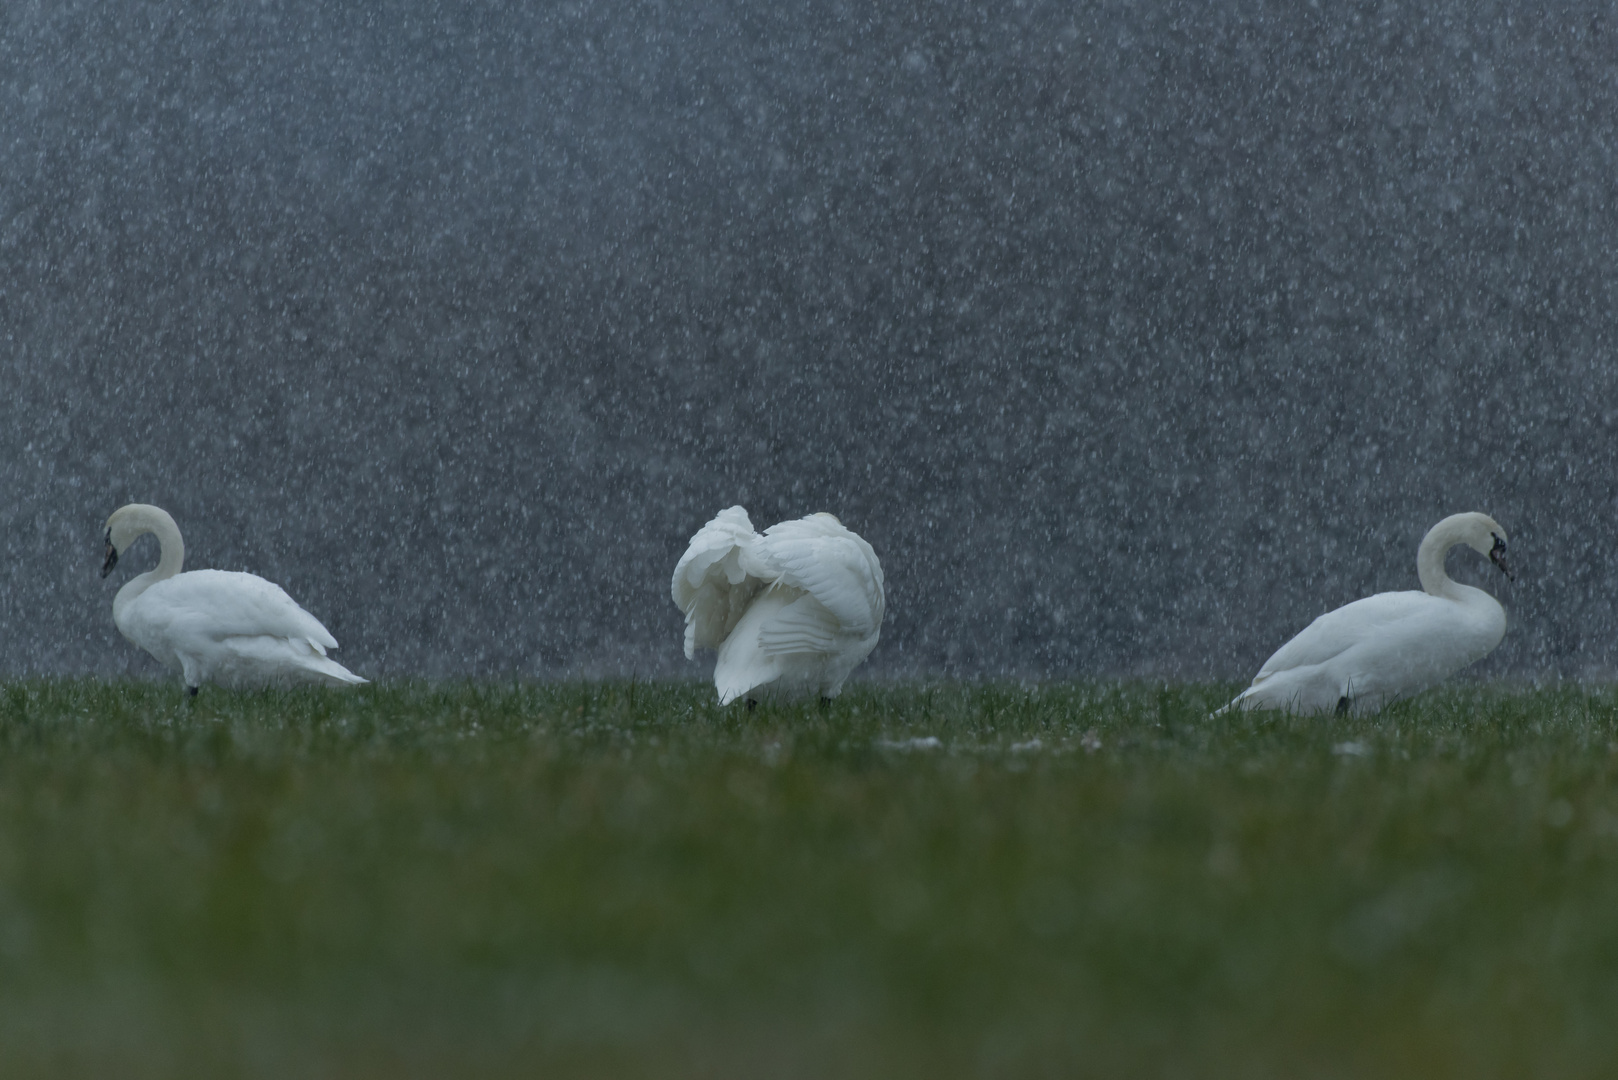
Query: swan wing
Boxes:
[
  {"xmin": 755, "ymin": 591, "xmax": 842, "ymax": 656},
  {"xmin": 214, "ymin": 636, "xmax": 368, "ymax": 686},
  {"xmin": 671, "ymin": 506, "xmax": 764, "ymax": 657},
  {"xmin": 744, "ymin": 516, "xmax": 885, "ymax": 640},
  {"xmin": 1252, "ymin": 590, "xmax": 1442, "ymax": 683},
  {"xmin": 140, "ymin": 570, "xmax": 341, "ymax": 652}
]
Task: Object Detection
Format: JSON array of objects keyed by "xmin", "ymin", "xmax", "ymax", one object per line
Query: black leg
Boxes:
[
  {"xmin": 1335, "ymin": 695, "xmax": 1350, "ymax": 716},
  {"xmin": 819, "ymin": 696, "xmax": 832, "ymax": 709},
  {"xmin": 745, "ymin": 698, "xmax": 758, "ymax": 712},
  {"xmin": 187, "ymin": 685, "xmax": 199, "ymax": 698}
]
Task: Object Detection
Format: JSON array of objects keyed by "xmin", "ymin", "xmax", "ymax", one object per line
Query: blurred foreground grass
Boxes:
[{"xmin": 0, "ymin": 679, "xmax": 1615, "ymax": 1078}]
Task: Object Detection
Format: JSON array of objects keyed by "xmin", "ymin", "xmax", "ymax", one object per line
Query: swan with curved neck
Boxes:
[
  {"xmin": 101, "ymin": 503, "xmax": 366, "ymax": 695},
  {"xmin": 103, "ymin": 504, "xmax": 186, "ymax": 622},
  {"xmin": 1218, "ymin": 512, "xmax": 1513, "ymax": 716}
]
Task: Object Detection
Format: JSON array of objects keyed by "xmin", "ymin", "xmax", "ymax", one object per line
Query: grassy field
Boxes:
[{"xmin": 0, "ymin": 680, "xmax": 1615, "ymax": 1078}]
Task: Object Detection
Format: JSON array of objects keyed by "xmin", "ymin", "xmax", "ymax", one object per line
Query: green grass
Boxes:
[{"xmin": 0, "ymin": 680, "xmax": 1615, "ymax": 1078}]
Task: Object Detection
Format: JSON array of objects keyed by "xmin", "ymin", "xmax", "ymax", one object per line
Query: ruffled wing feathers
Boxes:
[
  {"xmin": 744, "ymin": 518, "xmax": 885, "ymax": 641},
  {"xmin": 671, "ymin": 506, "xmax": 764, "ymax": 657},
  {"xmin": 754, "ymin": 589, "xmax": 842, "ymax": 656}
]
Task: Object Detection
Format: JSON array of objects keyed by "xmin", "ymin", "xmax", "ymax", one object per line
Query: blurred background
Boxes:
[{"xmin": 2, "ymin": 0, "xmax": 1613, "ymax": 680}]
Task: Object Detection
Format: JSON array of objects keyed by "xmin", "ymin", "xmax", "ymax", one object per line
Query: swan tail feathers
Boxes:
[
  {"xmin": 304, "ymin": 654, "xmax": 368, "ymax": 686},
  {"xmin": 715, "ymin": 663, "xmax": 775, "ymax": 706},
  {"xmin": 713, "ymin": 633, "xmax": 777, "ymax": 706},
  {"xmin": 1210, "ymin": 684, "xmax": 1263, "ymax": 718},
  {"xmin": 291, "ymin": 636, "xmax": 365, "ymax": 684},
  {"xmin": 215, "ymin": 635, "xmax": 368, "ymax": 687}
]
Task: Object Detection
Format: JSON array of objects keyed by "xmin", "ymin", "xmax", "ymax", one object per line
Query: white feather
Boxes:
[
  {"xmin": 669, "ymin": 505, "xmax": 762, "ymax": 659},
  {"xmin": 743, "ymin": 515, "xmax": 885, "ymax": 638},
  {"xmin": 672, "ymin": 509, "xmax": 885, "ymax": 704}
]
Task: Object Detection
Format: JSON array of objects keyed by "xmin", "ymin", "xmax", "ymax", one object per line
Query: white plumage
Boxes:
[
  {"xmin": 1218, "ymin": 512, "xmax": 1513, "ymax": 716},
  {"xmin": 101, "ymin": 504, "xmax": 367, "ymax": 694},
  {"xmin": 672, "ymin": 507, "xmax": 885, "ymax": 705}
]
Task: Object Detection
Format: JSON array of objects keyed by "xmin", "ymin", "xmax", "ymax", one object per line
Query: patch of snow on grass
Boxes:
[{"xmin": 878, "ymin": 736, "xmax": 943, "ymax": 752}]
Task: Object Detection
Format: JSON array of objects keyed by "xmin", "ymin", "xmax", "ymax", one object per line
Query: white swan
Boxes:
[
  {"xmin": 672, "ymin": 506, "xmax": 885, "ymax": 705},
  {"xmin": 101, "ymin": 504, "xmax": 367, "ymax": 694},
  {"xmin": 1217, "ymin": 512, "xmax": 1513, "ymax": 716}
]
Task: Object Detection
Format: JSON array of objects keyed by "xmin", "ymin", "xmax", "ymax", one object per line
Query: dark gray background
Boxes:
[{"xmin": 2, "ymin": 1, "xmax": 1613, "ymax": 681}]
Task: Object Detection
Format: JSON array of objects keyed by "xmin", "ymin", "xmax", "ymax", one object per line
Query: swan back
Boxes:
[
  {"xmin": 133, "ymin": 570, "xmax": 341, "ymax": 651},
  {"xmin": 1245, "ymin": 588, "xmax": 1505, "ymax": 707},
  {"xmin": 742, "ymin": 514, "xmax": 885, "ymax": 640}
]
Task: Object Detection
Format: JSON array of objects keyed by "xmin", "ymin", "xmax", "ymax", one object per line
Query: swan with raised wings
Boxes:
[
  {"xmin": 101, "ymin": 504, "xmax": 366, "ymax": 694},
  {"xmin": 1217, "ymin": 512, "xmax": 1513, "ymax": 716},
  {"xmin": 672, "ymin": 507, "xmax": 885, "ymax": 705}
]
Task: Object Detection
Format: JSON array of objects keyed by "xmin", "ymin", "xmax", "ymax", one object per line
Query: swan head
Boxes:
[
  {"xmin": 1486, "ymin": 532, "xmax": 1513, "ymax": 582},
  {"xmin": 1460, "ymin": 513, "xmax": 1513, "ymax": 582},
  {"xmin": 102, "ymin": 504, "xmax": 179, "ymax": 579},
  {"xmin": 103, "ymin": 507, "xmax": 144, "ymax": 578},
  {"xmin": 101, "ymin": 518, "xmax": 128, "ymax": 579}
]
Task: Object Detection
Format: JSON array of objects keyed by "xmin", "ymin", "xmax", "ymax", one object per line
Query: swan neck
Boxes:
[
  {"xmin": 116, "ymin": 508, "xmax": 185, "ymax": 592},
  {"xmin": 1416, "ymin": 523, "xmax": 1463, "ymax": 599},
  {"xmin": 142, "ymin": 511, "xmax": 186, "ymax": 580}
]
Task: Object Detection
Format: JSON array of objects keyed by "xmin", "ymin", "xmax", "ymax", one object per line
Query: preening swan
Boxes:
[
  {"xmin": 672, "ymin": 506, "xmax": 885, "ymax": 705},
  {"xmin": 101, "ymin": 504, "xmax": 366, "ymax": 694},
  {"xmin": 1218, "ymin": 512, "xmax": 1513, "ymax": 716}
]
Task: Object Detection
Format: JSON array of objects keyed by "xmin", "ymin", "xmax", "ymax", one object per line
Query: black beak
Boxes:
[
  {"xmin": 101, "ymin": 539, "xmax": 118, "ymax": 579},
  {"xmin": 1489, "ymin": 536, "xmax": 1514, "ymax": 582}
]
